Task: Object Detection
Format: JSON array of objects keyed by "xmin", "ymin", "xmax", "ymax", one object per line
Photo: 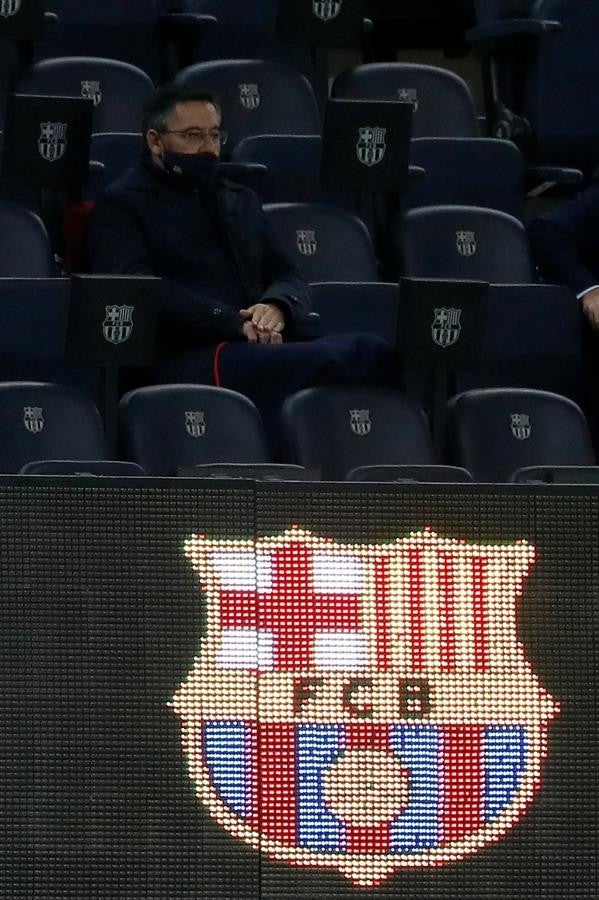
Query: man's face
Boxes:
[{"xmin": 146, "ymin": 100, "xmax": 223, "ymax": 164}]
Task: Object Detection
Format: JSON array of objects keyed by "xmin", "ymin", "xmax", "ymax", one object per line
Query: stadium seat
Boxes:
[
  {"xmin": 231, "ymin": 135, "xmax": 355, "ymax": 211},
  {"xmin": 119, "ymin": 384, "xmax": 271, "ymax": 476},
  {"xmin": 0, "ymin": 202, "xmax": 55, "ymax": 276},
  {"xmin": 15, "ymin": 58, "xmax": 155, "ymax": 134},
  {"xmin": 455, "ymin": 284, "xmax": 585, "ymax": 404},
  {"xmin": 468, "ymin": 0, "xmax": 599, "ymax": 171},
  {"xmin": 346, "ymin": 464, "xmax": 474, "ymax": 482},
  {"xmin": 332, "ymin": 63, "xmax": 479, "ymax": 137},
  {"xmin": 20, "ymin": 459, "xmax": 146, "ymax": 476},
  {"xmin": 509, "ymin": 465, "xmax": 599, "ymax": 484},
  {"xmin": 86, "ymin": 133, "xmax": 144, "ymax": 200},
  {"xmin": 400, "ymin": 205, "xmax": 535, "ymax": 283},
  {"xmin": 447, "ymin": 388, "xmax": 595, "ymax": 482},
  {"xmin": 264, "ymin": 203, "xmax": 378, "ymax": 282},
  {"xmin": 33, "ymin": 0, "xmax": 214, "ymax": 82},
  {"xmin": 178, "ymin": 1, "xmax": 316, "ymax": 88},
  {"xmin": 0, "ymin": 278, "xmax": 102, "ymax": 402},
  {"xmin": 404, "ymin": 137, "xmax": 526, "ymax": 220},
  {"xmin": 175, "ymin": 59, "xmax": 321, "ymax": 152},
  {"xmin": 309, "ymin": 282, "xmax": 398, "ymax": 341},
  {"xmin": 0, "ymin": 382, "xmax": 106, "ymax": 473},
  {"xmin": 177, "ymin": 462, "xmax": 313, "ymax": 480},
  {"xmin": 282, "ymin": 386, "xmax": 435, "ymax": 480}
]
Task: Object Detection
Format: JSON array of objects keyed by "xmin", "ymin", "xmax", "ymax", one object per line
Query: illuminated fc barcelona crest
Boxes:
[{"xmin": 172, "ymin": 527, "xmax": 559, "ymax": 887}]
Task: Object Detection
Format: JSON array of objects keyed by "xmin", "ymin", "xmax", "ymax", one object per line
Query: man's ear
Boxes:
[{"xmin": 146, "ymin": 129, "xmax": 163, "ymax": 159}]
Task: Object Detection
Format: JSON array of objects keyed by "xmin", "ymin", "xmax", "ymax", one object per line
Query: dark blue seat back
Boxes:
[
  {"xmin": 405, "ymin": 138, "xmax": 526, "ymax": 219},
  {"xmin": 346, "ymin": 463, "xmax": 474, "ymax": 482},
  {"xmin": 181, "ymin": 0, "xmax": 315, "ymax": 85},
  {"xmin": 282, "ymin": 386, "xmax": 435, "ymax": 480},
  {"xmin": 175, "ymin": 60, "xmax": 321, "ymax": 152},
  {"xmin": 34, "ymin": 1, "xmax": 165, "ymax": 80},
  {"xmin": 0, "ymin": 381, "xmax": 106, "ymax": 473},
  {"xmin": 0, "ymin": 278, "xmax": 103, "ymax": 402},
  {"xmin": 119, "ymin": 384, "xmax": 271, "ymax": 476},
  {"xmin": 264, "ymin": 203, "xmax": 378, "ymax": 282},
  {"xmin": 0, "ymin": 203, "xmax": 54, "ymax": 276},
  {"xmin": 400, "ymin": 205, "xmax": 535, "ymax": 283},
  {"xmin": 15, "ymin": 58, "xmax": 155, "ymax": 134},
  {"xmin": 447, "ymin": 387, "xmax": 595, "ymax": 481},
  {"xmin": 86, "ymin": 133, "xmax": 144, "ymax": 199},
  {"xmin": 231, "ymin": 135, "xmax": 355, "ymax": 211},
  {"xmin": 310, "ymin": 281, "xmax": 398, "ymax": 341},
  {"xmin": 456, "ymin": 284, "xmax": 585, "ymax": 404},
  {"xmin": 523, "ymin": 0, "xmax": 599, "ymax": 168},
  {"xmin": 332, "ymin": 63, "xmax": 479, "ymax": 137}
]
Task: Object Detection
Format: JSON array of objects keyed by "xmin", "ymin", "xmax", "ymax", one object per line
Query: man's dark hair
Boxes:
[{"xmin": 142, "ymin": 83, "xmax": 221, "ymax": 134}]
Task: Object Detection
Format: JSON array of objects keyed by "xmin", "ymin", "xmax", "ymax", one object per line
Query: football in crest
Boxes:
[{"xmin": 171, "ymin": 526, "xmax": 559, "ymax": 887}]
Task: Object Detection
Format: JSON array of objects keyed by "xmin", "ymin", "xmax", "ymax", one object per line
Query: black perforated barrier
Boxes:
[{"xmin": 1, "ymin": 479, "xmax": 597, "ymax": 898}]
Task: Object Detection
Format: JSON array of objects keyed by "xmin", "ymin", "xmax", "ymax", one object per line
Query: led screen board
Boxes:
[{"xmin": 0, "ymin": 480, "xmax": 597, "ymax": 898}]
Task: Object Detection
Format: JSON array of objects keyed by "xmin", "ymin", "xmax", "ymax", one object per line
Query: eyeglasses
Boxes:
[{"xmin": 160, "ymin": 128, "xmax": 228, "ymax": 146}]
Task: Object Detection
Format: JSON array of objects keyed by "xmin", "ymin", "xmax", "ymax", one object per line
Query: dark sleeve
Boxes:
[
  {"xmin": 89, "ymin": 193, "xmax": 244, "ymax": 343},
  {"xmin": 258, "ymin": 212, "xmax": 312, "ymax": 327},
  {"xmin": 528, "ymin": 184, "xmax": 599, "ymax": 296}
]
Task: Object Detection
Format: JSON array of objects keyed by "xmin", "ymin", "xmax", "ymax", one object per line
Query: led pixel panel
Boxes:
[{"xmin": 0, "ymin": 481, "xmax": 597, "ymax": 899}]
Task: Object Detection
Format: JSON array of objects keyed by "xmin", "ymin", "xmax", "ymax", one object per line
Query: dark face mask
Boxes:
[{"xmin": 162, "ymin": 151, "xmax": 220, "ymax": 188}]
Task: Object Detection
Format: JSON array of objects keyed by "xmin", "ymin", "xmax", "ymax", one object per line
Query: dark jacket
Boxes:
[
  {"xmin": 528, "ymin": 183, "xmax": 599, "ymax": 296},
  {"xmin": 89, "ymin": 157, "xmax": 311, "ymax": 357}
]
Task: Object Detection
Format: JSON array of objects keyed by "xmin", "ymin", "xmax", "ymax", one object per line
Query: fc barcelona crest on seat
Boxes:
[
  {"xmin": 456, "ymin": 229, "xmax": 477, "ymax": 257},
  {"xmin": 38, "ymin": 122, "xmax": 68, "ymax": 163},
  {"xmin": 296, "ymin": 229, "xmax": 317, "ymax": 256},
  {"xmin": 239, "ymin": 84, "xmax": 261, "ymax": 110},
  {"xmin": 511, "ymin": 413, "xmax": 531, "ymax": 440},
  {"xmin": 0, "ymin": 0, "xmax": 21, "ymax": 18},
  {"xmin": 172, "ymin": 527, "xmax": 559, "ymax": 887},
  {"xmin": 356, "ymin": 126, "xmax": 387, "ymax": 167},
  {"xmin": 185, "ymin": 411, "xmax": 206, "ymax": 438},
  {"xmin": 81, "ymin": 80, "xmax": 102, "ymax": 107},
  {"xmin": 103, "ymin": 305, "xmax": 133, "ymax": 345},
  {"xmin": 431, "ymin": 307, "xmax": 462, "ymax": 348},
  {"xmin": 23, "ymin": 406, "xmax": 44, "ymax": 434},
  {"xmin": 313, "ymin": 0, "xmax": 342, "ymax": 21}
]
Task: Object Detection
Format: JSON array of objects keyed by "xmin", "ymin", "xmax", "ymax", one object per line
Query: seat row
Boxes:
[
  {"xmin": 0, "ymin": 196, "xmax": 537, "ymax": 285},
  {"xmin": 0, "ymin": 380, "xmax": 595, "ymax": 483}
]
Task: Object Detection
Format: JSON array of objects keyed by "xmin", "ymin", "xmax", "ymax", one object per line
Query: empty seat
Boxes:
[
  {"xmin": 455, "ymin": 284, "xmax": 585, "ymax": 404},
  {"xmin": 119, "ymin": 384, "xmax": 270, "ymax": 476},
  {"xmin": 177, "ymin": 462, "xmax": 313, "ymax": 480},
  {"xmin": 0, "ymin": 278, "xmax": 102, "ymax": 402},
  {"xmin": 20, "ymin": 459, "xmax": 145, "ymax": 476},
  {"xmin": 231, "ymin": 134, "xmax": 355, "ymax": 210},
  {"xmin": 282, "ymin": 386, "xmax": 435, "ymax": 480},
  {"xmin": 332, "ymin": 63, "xmax": 479, "ymax": 137},
  {"xmin": 264, "ymin": 203, "xmax": 378, "ymax": 282},
  {"xmin": 447, "ymin": 388, "xmax": 595, "ymax": 482},
  {"xmin": 33, "ymin": 0, "xmax": 207, "ymax": 81},
  {"xmin": 0, "ymin": 382, "xmax": 106, "ymax": 473},
  {"xmin": 175, "ymin": 59, "xmax": 321, "ymax": 151},
  {"xmin": 405, "ymin": 138, "xmax": 526, "ymax": 220},
  {"xmin": 180, "ymin": 0, "xmax": 316, "ymax": 88},
  {"xmin": 0, "ymin": 202, "xmax": 54, "ymax": 276},
  {"xmin": 15, "ymin": 57, "xmax": 155, "ymax": 134},
  {"xmin": 400, "ymin": 205, "xmax": 535, "ymax": 283},
  {"xmin": 346, "ymin": 464, "xmax": 474, "ymax": 482},
  {"xmin": 510, "ymin": 465, "xmax": 599, "ymax": 484},
  {"xmin": 310, "ymin": 281, "xmax": 398, "ymax": 341}
]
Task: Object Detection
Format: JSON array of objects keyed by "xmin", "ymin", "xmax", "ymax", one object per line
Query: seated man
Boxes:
[
  {"xmin": 90, "ymin": 82, "xmax": 399, "ymax": 425},
  {"xmin": 528, "ymin": 183, "xmax": 599, "ymax": 330}
]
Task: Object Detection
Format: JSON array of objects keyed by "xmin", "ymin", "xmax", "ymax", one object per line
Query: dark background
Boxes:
[{"xmin": 0, "ymin": 479, "xmax": 597, "ymax": 899}]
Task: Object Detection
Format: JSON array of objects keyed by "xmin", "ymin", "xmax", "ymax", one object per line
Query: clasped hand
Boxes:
[{"xmin": 240, "ymin": 303, "xmax": 285, "ymax": 344}]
